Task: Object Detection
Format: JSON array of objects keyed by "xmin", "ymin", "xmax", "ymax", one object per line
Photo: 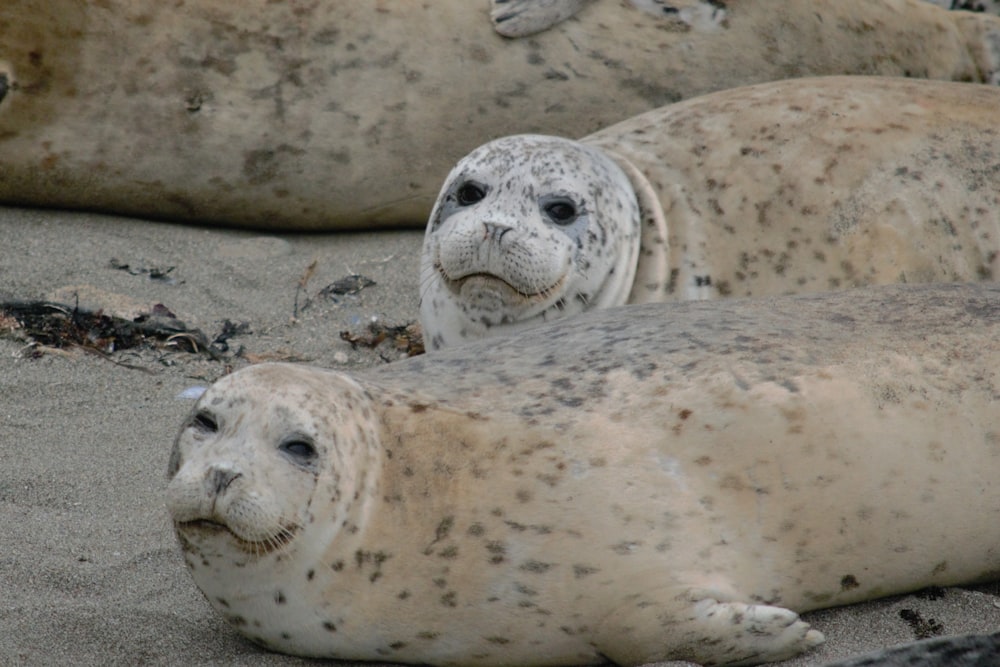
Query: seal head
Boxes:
[
  {"xmin": 166, "ymin": 363, "xmax": 381, "ymax": 655},
  {"xmin": 419, "ymin": 134, "xmax": 642, "ymax": 351}
]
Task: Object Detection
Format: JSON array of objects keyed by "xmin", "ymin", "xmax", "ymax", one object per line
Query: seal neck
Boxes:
[{"xmin": 601, "ymin": 148, "xmax": 671, "ymax": 304}]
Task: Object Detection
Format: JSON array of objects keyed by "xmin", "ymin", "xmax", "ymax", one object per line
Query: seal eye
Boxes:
[
  {"xmin": 543, "ymin": 199, "xmax": 578, "ymax": 225},
  {"xmin": 191, "ymin": 411, "xmax": 218, "ymax": 434},
  {"xmin": 455, "ymin": 182, "xmax": 486, "ymax": 206},
  {"xmin": 280, "ymin": 438, "xmax": 317, "ymax": 464}
]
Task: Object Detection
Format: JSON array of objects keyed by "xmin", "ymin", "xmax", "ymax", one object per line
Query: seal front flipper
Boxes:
[
  {"xmin": 595, "ymin": 594, "xmax": 824, "ymax": 665},
  {"xmin": 489, "ymin": 0, "xmax": 594, "ymax": 37}
]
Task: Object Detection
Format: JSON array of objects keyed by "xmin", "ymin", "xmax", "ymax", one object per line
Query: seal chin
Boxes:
[{"xmin": 176, "ymin": 519, "xmax": 299, "ymax": 557}]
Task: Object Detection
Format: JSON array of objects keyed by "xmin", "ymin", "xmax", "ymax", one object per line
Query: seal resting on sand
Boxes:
[
  {"xmin": 3, "ymin": 0, "xmax": 1000, "ymax": 230},
  {"xmin": 168, "ymin": 283, "xmax": 1000, "ymax": 665}
]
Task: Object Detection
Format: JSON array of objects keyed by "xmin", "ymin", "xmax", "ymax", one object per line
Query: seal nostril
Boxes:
[
  {"xmin": 209, "ymin": 466, "xmax": 241, "ymax": 494},
  {"xmin": 482, "ymin": 221, "xmax": 513, "ymax": 243}
]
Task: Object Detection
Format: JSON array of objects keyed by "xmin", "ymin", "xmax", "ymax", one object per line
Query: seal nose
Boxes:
[
  {"xmin": 482, "ymin": 221, "xmax": 513, "ymax": 243},
  {"xmin": 206, "ymin": 464, "xmax": 241, "ymax": 495}
]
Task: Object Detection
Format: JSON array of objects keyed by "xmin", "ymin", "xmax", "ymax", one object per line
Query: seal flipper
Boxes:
[
  {"xmin": 489, "ymin": 0, "xmax": 594, "ymax": 38},
  {"xmin": 596, "ymin": 595, "xmax": 824, "ymax": 665}
]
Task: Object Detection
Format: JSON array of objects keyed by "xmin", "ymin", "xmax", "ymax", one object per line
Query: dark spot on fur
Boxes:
[
  {"xmin": 520, "ymin": 560, "xmax": 554, "ymax": 573},
  {"xmin": 612, "ymin": 541, "xmax": 640, "ymax": 555},
  {"xmin": 486, "ymin": 541, "xmax": 506, "ymax": 564},
  {"xmin": 275, "ymin": 591, "xmax": 286, "ymax": 604},
  {"xmin": 514, "ymin": 582, "xmax": 538, "ymax": 596},
  {"xmin": 840, "ymin": 575, "xmax": 859, "ymax": 591},
  {"xmin": 323, "ymin": 621, "xmax": 337, "ymax": 632},
  {"xmin": 573, "ymin": 564, "xmax": 599, "ymax": 578}
]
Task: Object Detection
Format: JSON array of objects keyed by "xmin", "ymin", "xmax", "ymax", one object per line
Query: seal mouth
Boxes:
[
  {"xmin": 176, "ymin": 519, "xmax": 299, "ymax": 557},
  {"xmin": 436, "ymin": 262, "xmax": 566, "ymax": 307}
]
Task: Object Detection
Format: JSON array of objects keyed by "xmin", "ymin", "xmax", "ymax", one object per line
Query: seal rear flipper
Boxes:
[
  {"xmin": 595, "ymin": 596, "xmax": 824, "ymax": 666},
  {"xmin": 489, "ymin": 0, "xmax": 594, "ymax": 38}
]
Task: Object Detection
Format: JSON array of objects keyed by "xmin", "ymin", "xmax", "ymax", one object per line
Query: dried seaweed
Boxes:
[
  {"xmin": 339, "ymin": 320, "xmax": 424, "ymax": 358},
  {"xmin": 291, "ymin": 260, "xmax": 379, "ymax": 320},
  {"xmin": 898, "ymin": 608, "xmax": 945, "ymax": 640},
  {"xmin": 0, "ymin": 300, "xmax": 247, "ymax": 362},
  {"xmin": 109, "ymin": 258, "xmax": 179, "ymax": 284},
  {"xmin": 320, "ymin": 274, "xmax": 376, "ymax": 297}
]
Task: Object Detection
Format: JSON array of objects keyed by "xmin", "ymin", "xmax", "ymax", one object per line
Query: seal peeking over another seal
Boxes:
[
  {"xmin": 419, "ymin": 76, "xmax": 1000, "ymax": 350},
  {"xmin": 168, "ymin": 283, "xmax": 1000, "ymax": 666}
]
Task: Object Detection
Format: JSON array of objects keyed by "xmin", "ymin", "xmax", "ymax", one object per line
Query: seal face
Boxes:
[
  {"xmin": 168, "ymin": 283, "xmax": 1000, "ymax": 666},
  {"xmin": 167, "ymin": 365, "xmax": 383, "ymax": 655},
  {"xmin": 419, "ymin": 134, "xmax": 641, "ymax": 351}
]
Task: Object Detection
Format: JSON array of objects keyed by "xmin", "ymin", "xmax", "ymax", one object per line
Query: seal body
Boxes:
[
  {"xmin": 420, "ymin": 76, "xmax": 1000, "ymax": 349},
  {"xmin": 3, "ymin": 0, "xmax": 1000, "ymax": 230},
  {"xmin": 168, "ymin": 283, "xmax": 1000, "ymax": 666}
]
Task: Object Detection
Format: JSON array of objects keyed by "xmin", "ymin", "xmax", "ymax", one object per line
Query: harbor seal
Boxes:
[
  {"xmin": 167, "ymin": 283, "xmax": 1000, "ymax": 666},
  {"xmin": 3, "ymin": 0, "xmax": 1000, "ymax": 230},
  {"xmin": 419, "ymin": 75, "xmax": 1000, "ymax": 350}
]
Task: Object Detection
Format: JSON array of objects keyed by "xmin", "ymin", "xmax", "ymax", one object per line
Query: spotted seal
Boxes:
[
  {"xmin": 167, "ymin": 283, "xmax": 1000, "ymax": 666},
  {"xmin": 419, "ymin": 75, "xmax": 1000, "ymax": 350},
  {"xmin": 3, "ymin": 1, "xmax": 1000, "ymax": 230}
]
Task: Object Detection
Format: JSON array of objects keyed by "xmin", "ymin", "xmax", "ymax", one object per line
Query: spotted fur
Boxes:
[{"xmin": 420, "ymin": 76, "xmax": 1000, "ymax": 349}]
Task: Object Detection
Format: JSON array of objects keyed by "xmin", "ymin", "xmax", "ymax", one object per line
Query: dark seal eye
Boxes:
[
  {"xmin": 280, "ymin": 438, "xmax": 317, "ymax": 463},
  {"xmin": 191, "ymin": 411, "xmax": 218, "ymax": 434},
  {"xmin": 543, "ymin": 198, "xmax": 578, "ymax": 225},
  {"xmin": 455, "ymin": 181, "xmax": 486, "ymax": 206}
]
